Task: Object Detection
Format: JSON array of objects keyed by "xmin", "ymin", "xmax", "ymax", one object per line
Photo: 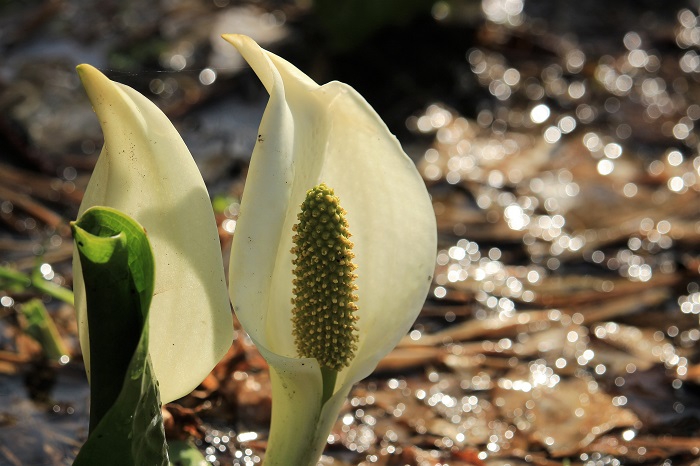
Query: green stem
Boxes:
[
  {"xmin": 31, "ymin": 269, "xmax": 75, "ymax": 305},
  {"xmin": 0, "ymin": 266, "xmax": 31, "ymax": 286},
  {"xmin": 20, "ymin": 298, "xmax": 70, "ymax": 361},
  {"xmin": 320, "ymin": 366, "xmax": 337, "ymax": 405},
  {"xmin": 0, "ymin": 265, "xmax": 74, "ymax": 305}
]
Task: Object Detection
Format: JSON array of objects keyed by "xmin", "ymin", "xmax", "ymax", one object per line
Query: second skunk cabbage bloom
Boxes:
[
  {"xmin": 225, "ymin": 35, "xmax": 437, "ymax": 465},
  {"xmin": 74, "ymin": 65, "xmax": 232, "ymax": 404}
]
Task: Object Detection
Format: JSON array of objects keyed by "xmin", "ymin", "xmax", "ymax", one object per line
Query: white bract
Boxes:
[
  {"xmin": 74, "ymin": 65, "xmax": 232, "ymax": 404},
  {"xmin": 225, "ymin": 35, "xmax": 437, "ymax": 465}
]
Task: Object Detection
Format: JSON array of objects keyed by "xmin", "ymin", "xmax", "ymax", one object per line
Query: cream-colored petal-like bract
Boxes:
[
  {"xmin": 225, "ymin": 35, "xmax": 437, "ymax": 465},
  {"xmin": 74, "ymin": 65, "xmax": 232, "ymax": 404}
]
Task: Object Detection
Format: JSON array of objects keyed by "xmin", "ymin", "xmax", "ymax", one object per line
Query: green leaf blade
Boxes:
[
  {"xmin": 167, "ymin": 440, "xmax": 207, "ymax": 466},
  {"xmin": 19, "ymin": 298, "xmax": 70, "ymax": 361},
  {"xmin": 71, "ymin": 206, "xmax": 167, "ymax": 466}
]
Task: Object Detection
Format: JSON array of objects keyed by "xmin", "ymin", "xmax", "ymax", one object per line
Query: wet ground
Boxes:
[{"xmin": 1, "ymin": 0, "xmax": 700, "ymax": 465}]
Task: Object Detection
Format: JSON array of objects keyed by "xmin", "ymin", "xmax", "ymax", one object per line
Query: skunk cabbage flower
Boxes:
[
  {"xmin": 225, "ymin": 35, "xmax": 437, "ymax": 465},
  {"xmin": 74, "ymin": 65, "xmax": 232, "ymax": 404}
]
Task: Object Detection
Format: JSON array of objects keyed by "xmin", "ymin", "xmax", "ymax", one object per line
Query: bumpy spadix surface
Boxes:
[
  {"xmin": 74, "ymin": 65, "xmax": 232, "ymax": 404},
  {"xmin": 291, "ymin": 184, "xmax": 359, "ymax": 371},
  {"xmin": 225, "ymin": 34, "xmax": 437, "ymax": 466}
]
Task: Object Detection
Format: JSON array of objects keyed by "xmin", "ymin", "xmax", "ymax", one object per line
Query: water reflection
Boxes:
[{"xmin": 402, "ymin": 1, "xmax": 700, "ymax": 464}]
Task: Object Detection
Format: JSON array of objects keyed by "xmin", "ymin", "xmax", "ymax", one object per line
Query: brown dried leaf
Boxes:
[{"xmin": 494, "ymin": 372, "xmax": 639, "ymax": 457}]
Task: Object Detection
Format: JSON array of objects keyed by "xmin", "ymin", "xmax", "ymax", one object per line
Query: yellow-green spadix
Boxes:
[
  {"xmin": 73, "ymin": 65, "xmax": 232, "ymax": 404},
  {"xmin": 225, "ymin": 34, "xmax": 437, "ymax": 465}
]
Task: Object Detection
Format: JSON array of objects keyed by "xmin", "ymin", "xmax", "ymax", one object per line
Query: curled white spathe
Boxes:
[
  {"xmin": 225, "ymin": 35, "xmax": 437, "ymax": 465},
  {"xmin": 74, "ymin": 65, "xmax": 232, "ymax": 404}
]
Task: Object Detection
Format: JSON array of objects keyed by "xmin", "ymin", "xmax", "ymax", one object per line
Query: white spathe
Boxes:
[
  {"xmin": 225, "ymin": 35, "xmax": 437, "ymax": 465},
  {"xmin": 74, "ymin": 65, "xmax": 232, "ymax": 404}
]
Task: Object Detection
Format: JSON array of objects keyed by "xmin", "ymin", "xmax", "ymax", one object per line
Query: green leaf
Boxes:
[
  {"xmin": 71, "ymin": 206, "xmax": 168, "ymax": 466},
  {"xmin": 30, "ymin": 267, "xmax": 76, "ymax": 305},
  {"xmin": 0, "ymin": 264, "xmax": 75, "ymax": 305},
  {"xmin": 211, "ymin": 194, "xmax": 239, "ymax": 215},
  {"xmin": 19, "ymin": 298, "xmax": 70, "ymax": 361},
  {"xmin": 167, "ymin": 440, "xmax": 207, "ymax": 466}
]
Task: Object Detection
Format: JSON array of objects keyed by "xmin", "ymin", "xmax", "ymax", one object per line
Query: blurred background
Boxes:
[{"xmin": 1, "ymin": 0, "xmax": 700, "ymax": 465}]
